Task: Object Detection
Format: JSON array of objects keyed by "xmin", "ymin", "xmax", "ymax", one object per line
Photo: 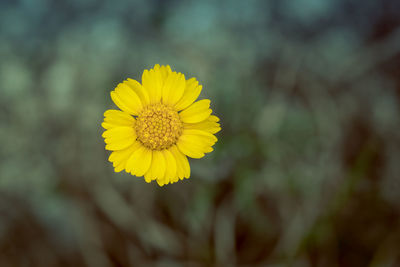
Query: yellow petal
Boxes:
[
  {"xmin": 105, "ymin": 137, "xmax": 136, "ymax": 151},
  {"xmin": 101, "ymin": 122, "xmax": 119, "ymax": 130},
  {"xmin": 180, "ymin": 153, "xmax": 190, "ymax": 179},
  {"xmin": 182, "ymin": 129, "xmax": 218, "ymax": 144},
  {"xmin": 142, "ymin": 66, "xmax": 163, "ymax": 104},
  {"xmin": 177, "ymin": 139, "xmax": 204, "ymax": 159},
  {"xmin": 102, "ymin": 110, "xmax": 135, "ymax": 129},
  {"xmin": 184, "ymin": 115, "xmax": 221, "ymax": 134},
  {"xmin": 102, "ymin": 126, "xmax": 135, "ymax": 139},
  {"xmin": 108, "ymin": 142, "xmax": 138, "ymax": 163},
  {"xmin": 169, "ymin": 146, "xmax": 183, "ymax": 180},
  {"xmin": 144, "ymin": 167, "xmax": 153, "ymax": 183},
  {"xmin": 125, "ymin": 78, "xmax": 150, "ymax": 106},
  {"xmin": 208, "ymin": 115, "xmax": 220, "ymax": 122},
  {"xmin": 104, "ymin": 110, "xmax": 135, "ymax": 120},
  {"xmin": 162, "ymin": 149, "xmax": 177, "ymax": 184},
  {"xmin": 102, "ymin": 127, "xmax": 137, "ymax": 151},
  {"xmin": 156, "ymin": 178, "xmax": 165, "ymax": 186},
  {"xmin": 169, "ymin": 145, "xmax": 190, "ymax": 180},
  {"xmin": 108, "ymin": 142, "xmax": 142, "ymax": 172},
  {"xmin": 159, "ymin": 65, "xmax": 172, "ymax": 81},
  {"xmin": 162, "ymin": 72, "xmax": 186, "ymax": 106},
  {"xmin": 144, "ymin": 150, "xmax": 166, "ymax": 181},
  {"xmin": 174, "ymin": 78, "xmax": 202, "ymax": 111},
  {"xmin": 125, "ymin": 145, "xmax": 152, "ymax": 176},
  {"xmin": 179, "ymin": 99, "xmax": 212, "ymax": 123},
  {"xmin": 111, "ymin": 83, "xmax": 143, "ymax": 115},
  {"xmin": 114, "ymin": 163, "xmax": 126, "ymax": 173},
  {"xmin": 176, "ymin": 129, "xmax": 217, "ymax": 158}
]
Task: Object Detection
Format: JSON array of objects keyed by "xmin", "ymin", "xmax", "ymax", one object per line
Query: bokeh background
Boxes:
[{"xmin": 1, "ymin": 0, "xmax": 400, "ymax": 266}]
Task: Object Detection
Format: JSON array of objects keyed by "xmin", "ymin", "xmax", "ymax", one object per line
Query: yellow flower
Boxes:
[{"xmin": 101, "ymin": 64, "xmax": 221, "ymax": 186}]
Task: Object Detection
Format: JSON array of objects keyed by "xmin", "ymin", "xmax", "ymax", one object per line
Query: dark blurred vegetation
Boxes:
[{"xmin": 1, "ymin": 0, "xmax": 400, "ymax": 266}]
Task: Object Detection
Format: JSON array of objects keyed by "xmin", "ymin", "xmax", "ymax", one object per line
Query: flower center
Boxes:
[{"xmin": 135, "ymin": 103, "xmax": 183, "ymax": 150}]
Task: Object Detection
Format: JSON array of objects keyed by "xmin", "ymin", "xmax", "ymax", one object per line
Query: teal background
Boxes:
[{"xmin": 1, "ymin": 0, "xmax": 400, "ymax": 266}]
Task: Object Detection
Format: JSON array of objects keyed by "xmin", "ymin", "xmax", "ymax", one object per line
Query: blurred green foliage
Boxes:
[{"xmin": 1, "ymin": 0, "xmax": 400, "ymax": 266}]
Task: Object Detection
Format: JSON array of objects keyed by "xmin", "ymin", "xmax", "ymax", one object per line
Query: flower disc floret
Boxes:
[{"xmin": 135, "ymin": 103, "xmax": 183, "ymax": 150}]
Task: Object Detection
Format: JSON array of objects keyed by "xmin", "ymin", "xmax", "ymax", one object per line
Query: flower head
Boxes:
[{"xmin": 102, "ymin": 65, "xmax": 220, "ymax": 186}]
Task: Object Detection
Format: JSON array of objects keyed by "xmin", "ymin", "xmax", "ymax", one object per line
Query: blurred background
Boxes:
[{"xmin": 1, "ymin": 0, "xmax": 400, "ymax": 266}]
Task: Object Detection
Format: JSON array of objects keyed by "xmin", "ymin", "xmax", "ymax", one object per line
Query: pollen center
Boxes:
[{"xmin": 135, "ymin": 103, "xmax": 183, "ymax": 150}]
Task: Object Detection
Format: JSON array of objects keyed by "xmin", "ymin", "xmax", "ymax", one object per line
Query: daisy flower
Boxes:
[{"xmin": 102, "ymin": 64, "xmax": 220, "ymax": 186}]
